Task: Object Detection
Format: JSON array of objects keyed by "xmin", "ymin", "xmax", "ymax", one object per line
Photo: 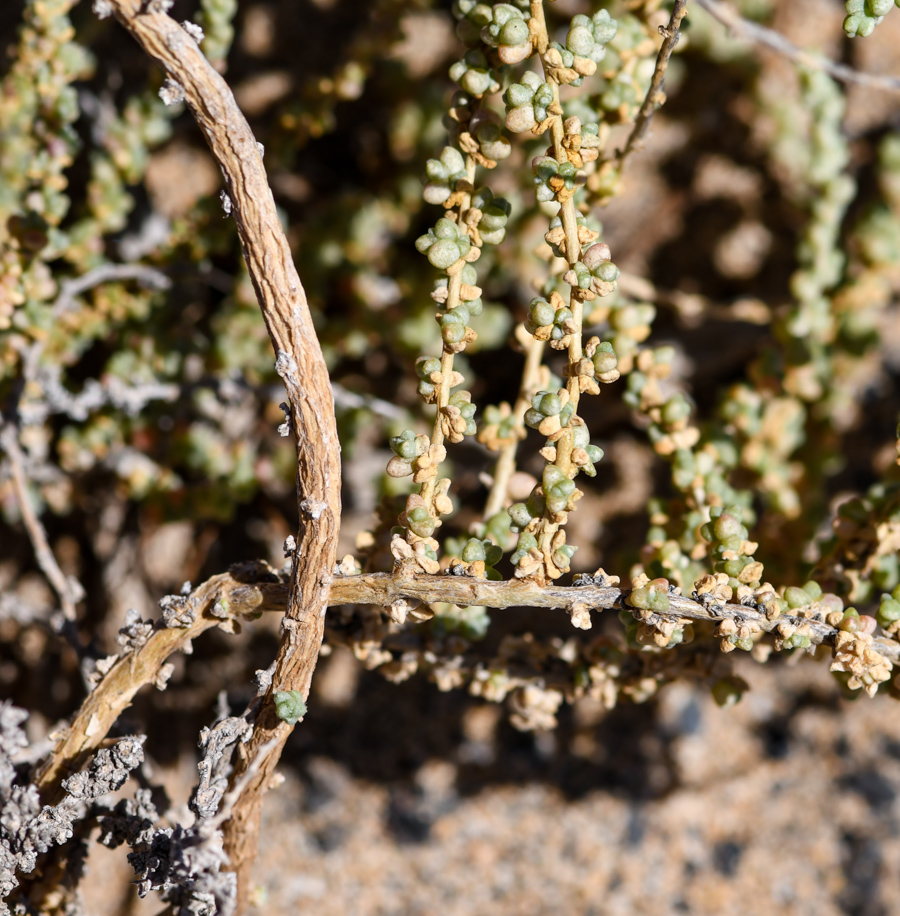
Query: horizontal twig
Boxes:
[
  {"xmin": 17, "ymin": 367, "xmax": 179, "ymax": 425},
  {"xmin": 328, "ymin": 572, "xmax": 886, "ymax": 655},
  {"xmin": 52, "ymin": 263, "xmax": 171, "ymax": 316},
  {"xmin": 331, "ymin": 382, "xmax": 407, "ymax": 421},
  {"xmin": 695, "ymin": 0, "xmax": 900, "ymax": 95},
  {"xmin": 36, "ymin": 566, "xmax": 898, "ymax": 802}
]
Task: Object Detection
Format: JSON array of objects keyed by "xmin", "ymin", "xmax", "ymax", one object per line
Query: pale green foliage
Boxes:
[
  {"xmin": 3, "ymin": 0, "xmax": 900, "ymax": 750},
  {"xmin": 843, "ymin": 0, "xmax": 900, "ymax": 37}
]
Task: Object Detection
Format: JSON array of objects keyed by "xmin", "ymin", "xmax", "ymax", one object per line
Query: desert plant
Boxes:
[{"xmin": 2, "ymin": 0, "xmax": 900, "ymax": 912}]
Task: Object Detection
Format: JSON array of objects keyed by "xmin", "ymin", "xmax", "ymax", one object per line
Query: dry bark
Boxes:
[{"xmin": 98, "ymin": 2, "xmax": 341, "ymax": 906}]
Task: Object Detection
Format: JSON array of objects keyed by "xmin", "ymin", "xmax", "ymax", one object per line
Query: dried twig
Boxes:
[
  {"xmin": 331, "ymin": 381, "xmax": 407, "ymax": 421},
  {"xmin": 51, "ymin": 262, "xmax": 171, "ymax": 316},
  {"xmin": 327, "ymin": 572, "xmax": 893, "ymax": 658},
  {"xmin": 3, "ymin": 728, "xmax": 146, "ymax": 907},
  {"xmin": 482, "ymin": 328, "xmax": 545, "ymax": 521},
  {"xmin": 205, "ymin": 738, "xmax": 279, "ymax": 833},
  {"xmin": 0, "ymin": 416, "xmax": 85, "ymax": 621},
  {"xmin": 94, "ymin": 4, "xmax": 341, "ymax": 906},
  {"xmin": 35, "ymin": 566, "xmax": 900, "ymax": 808},
  {"xmin": 16, "ymin": 366, "xmax": 180, "ymax": 425},
  {"xmin": 617, "ymin": 0, "xmax": 689, "ymax": 167},
  {"xmin": 694, "ymin": 0, "xmax": 900, "ymax": 95},
  {"xmin": 17, "ymin": 262, "xmax": 172, "ymax": 385},
  {"xmin": 34, "ymin": 569, "xmax": 287, "ymax": 801}
]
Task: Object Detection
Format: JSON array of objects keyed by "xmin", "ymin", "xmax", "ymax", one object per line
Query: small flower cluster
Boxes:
[
  {"xmin": 621, "ymin": 574, "xmax": 693, "ymax": 650},
  {"xmin": 627, "ymin": 576, "xmax": 671, "ymax": 614},
  {"xmin": 464, "ymin": 109, "xmax": 512, "ymax": 165},
  {"xmin": 526, "ymin": 291, "xmax": 573, "ymax": 343},
  {"xmin": 504, "ymin": 71, "xmax": 556, "ymax": 133},
  {"xmin": 451, "ymin": 0, "xmax": 493, "ymax": 44},
  {"xmin": 532, "ymin": 155, "xmax": 584, "ymax": 202},
  {"xmin": 831, "ymin": 628, "xmax": 893, "ymax": 696},
  {"xmin": 447, "ymin": 537, "xmax": 504, "ymax": 580},
  {"xmin": 564, "ymin": 247, "xmax": 621, "ymax": 298},
  {"xmin": 470, "ymin": 187, "xmax": 511, "ymax": 244},
  {"xmin": 480, "ymin": 3, "xmax": 532, "ymax": 64},
  {"xmin": 538, "ymin": 11, "xmax": 618, "ymax": 89},
  {"xmin": 523, "ymin": 389, "xmax": 571, "ymax": 436},
  {"xmin": 415, "ymin": 216, "xmax": 473, "ymax": 269},
  {"xmin": 877, "ymin": 584, "xmax": 900, "ymax": 633},
  {"xmin": 564, "ymin": 10, "xmax": 618, "ymax": 68},
  {"xmin": 449, "ymin": 49, "xmax": 501, "ymax": 97},
  {"xmin": 543, "ymin": 211, "xmax": 599, "ymax": 258},
  {"xmin": 477, "ymin": 402, "xmax": 524, "ymax": 451},
  {"xmin": 509, "ymin": 529, "xmax": 577, "ymax": 578},
  {"xmin": 700, "ymin": 505, "xmax": 764, "ymax": 593},
  {"xmin": 423, "ymin": 146, "xmax": 470, "ymax": 206},
  {"xmin": 843, "ymin": 0, "xmax": 899, "ymax": 37}
]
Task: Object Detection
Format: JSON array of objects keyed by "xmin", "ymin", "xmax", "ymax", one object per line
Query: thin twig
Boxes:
[
  {"xmin": 617, "ymin": 0, "xmax": 689, "ymax": 167},
  {"xmin": 19, "ymin": 262, "xmax": 171, "ymax": 389},
  {"xmin": 0, "ymin": 416, "xmax": 84, "ymax": 621},
  {"xmin": 52, "ymin": 263, "xmax": 171, "ymax": 317},
  {"xmin": 331, "ymin": 382, "xmax": 407, "ymax": 421},
  {"xmin": 694, "ymin": 0, "xmax": 900, "ymax": 95},
  {"xmin": 482, "ymin": 329, "xmax": 544, "ymax": 522}
]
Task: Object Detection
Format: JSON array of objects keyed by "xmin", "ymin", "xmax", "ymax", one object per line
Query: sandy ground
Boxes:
[{"xmin": 80, "ymin": 648, "xmax": 900, "ymax": 916}]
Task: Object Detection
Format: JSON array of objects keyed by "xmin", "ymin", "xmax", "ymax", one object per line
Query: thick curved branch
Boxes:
[
  {"xmin": 34, "ymin": 570, "xmax": 288, "ymax": 801},
  {"xmin": 98, "ymin": 1, "xmax": 341, "ymax": 904}
]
